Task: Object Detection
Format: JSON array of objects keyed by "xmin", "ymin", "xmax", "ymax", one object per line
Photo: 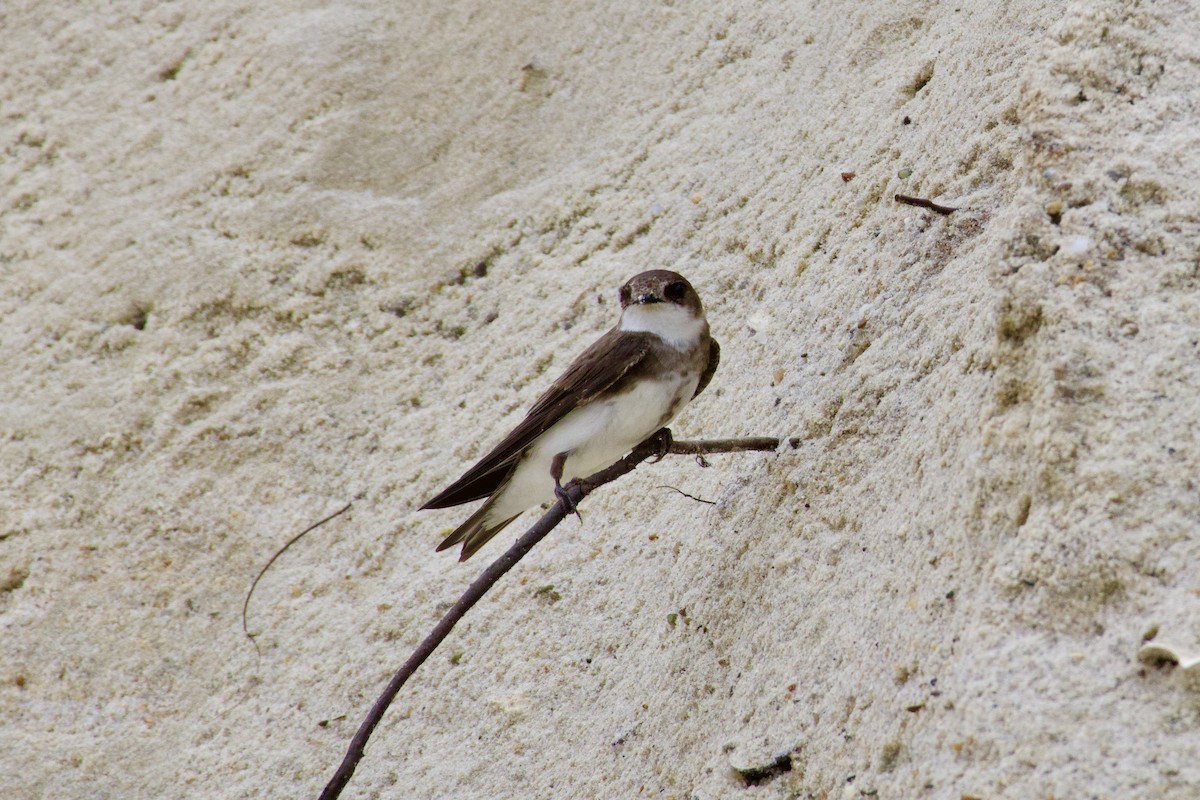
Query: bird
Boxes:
[{"xmin": 421, "ymin": 270, "xmax": 720, "ymax": 561}]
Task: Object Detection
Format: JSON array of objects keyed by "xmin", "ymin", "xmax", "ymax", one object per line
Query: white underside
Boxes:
[
  {"xmin": 619, "ymin": 302, "xmax": 707, "ymax": 347},
  {"xmin": 485, "ymin": 369, "xmax": 700, "ymax": 524}
]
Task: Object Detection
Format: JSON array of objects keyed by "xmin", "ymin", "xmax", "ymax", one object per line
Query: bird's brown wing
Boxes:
[
  {"xmin": 692, "ymin": 338, "xmax": 720, "ymax": 399},
  {"xmin": 419, "ymin": 329, "xmax": 653, "ymax": 510}
]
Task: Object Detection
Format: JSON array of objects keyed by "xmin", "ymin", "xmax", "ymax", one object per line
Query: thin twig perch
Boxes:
[{"xmin": 316, "ymin": 432, "xmax": 785, "ymax": 800}]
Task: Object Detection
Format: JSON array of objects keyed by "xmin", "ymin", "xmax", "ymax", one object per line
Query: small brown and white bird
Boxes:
[{"xmin": 421, "ymin": 270, "xmax": 720, "ymax": 560}]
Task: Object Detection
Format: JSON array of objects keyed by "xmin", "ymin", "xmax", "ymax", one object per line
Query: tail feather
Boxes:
[{"xmin": 436, "ymin": 502, "xmax": 521, "ymax": 561}]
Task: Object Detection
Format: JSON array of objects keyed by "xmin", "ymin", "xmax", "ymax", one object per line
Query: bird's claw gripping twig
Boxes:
[
  {"xmin": 555, "ymin": 479, "xmax": 583, "ymax": 523},
  {"xmin": 648, "ymin": 427, "xmax": 673, "ymax": 463}
]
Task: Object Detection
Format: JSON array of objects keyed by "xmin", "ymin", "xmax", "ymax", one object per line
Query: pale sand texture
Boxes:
[{"xmin": 3, "ymin": 1, "xmax": 1199, "ymax": 798}]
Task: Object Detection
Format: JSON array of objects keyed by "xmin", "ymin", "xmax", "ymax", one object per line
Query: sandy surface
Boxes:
[{"xmin": 3, "ymin": 1, "xmax": 1199, "ymax": 798}]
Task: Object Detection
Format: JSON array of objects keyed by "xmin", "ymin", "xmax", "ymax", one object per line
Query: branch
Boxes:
[
  {"xmin": 668, "ymin": 436, "xmax": 788, "ymax": 454},
  {"xmin": 316, "ymin": 433, "xmax": 786, "ymax": 800}
]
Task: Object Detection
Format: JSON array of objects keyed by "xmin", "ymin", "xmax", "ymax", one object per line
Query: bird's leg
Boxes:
[
  {"xmin": 550, "ymin": 452, "xmax": 583, "ymax": 523},
  {"xmin": 647, "ymin": 427, "xmax": 673, "ymax": 463}
]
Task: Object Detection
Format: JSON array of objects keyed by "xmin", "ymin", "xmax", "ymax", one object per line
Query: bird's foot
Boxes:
[
  {"xmin": 555, "ymin": 479, "xmax": 583, "ymax": 523},
  {"xmin": 647, "ymin": 427, "xmax": 673, "ymax": 463}
]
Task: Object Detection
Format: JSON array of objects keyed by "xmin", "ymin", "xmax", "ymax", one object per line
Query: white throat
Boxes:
[{"xmin": 619, "ymin": 303, "xmax": 706, "ymax": 348}]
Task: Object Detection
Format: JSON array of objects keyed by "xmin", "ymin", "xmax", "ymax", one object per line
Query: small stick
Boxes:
[
  {"xmin": 654, "ymin": 485, "xmax": 716, "ymax": 505},
  {"xmin": 316, "ymin": 433, "xmax": 783, "ymax": 800},
  {"xmin": 894, "ymin": 194, "xmax": 958, "ymax": 215},
  {"xmin": 668, "ymin": 437, "xmax": 783, "ymax": 454},
  {"xmin": 243, "ymin": 503, "xmax": 353, "ymax": 649}
]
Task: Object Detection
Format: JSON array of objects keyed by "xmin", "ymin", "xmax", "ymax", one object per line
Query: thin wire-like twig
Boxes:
[
  {"xmin": 316, "ymin": 433, "xmax": 783, "ymax": 800},
  {"xmin": 242, "ymin": 502, "xmax": 353, "ymax": 651},
  {"xmin": 654, "ymin": 485, "xmax": 716, "ymax": 505}
]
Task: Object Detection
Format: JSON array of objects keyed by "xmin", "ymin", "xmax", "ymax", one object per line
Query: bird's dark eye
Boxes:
[
  {"xmin": 664, "ymin": 281, "xmax": 687, "ymax": 301},
  {"xmin": 619, "ymin": 285, "xmax": 632, "ymax": 304}
]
